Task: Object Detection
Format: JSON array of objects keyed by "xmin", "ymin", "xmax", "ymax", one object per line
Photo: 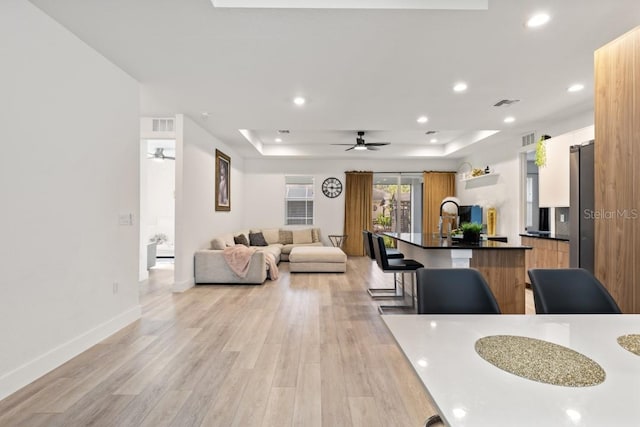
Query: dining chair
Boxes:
[
  {"xmin": 528, "ymin": 268, "xmax": 622, "ymax": 314},
  {"xmin": 371, "ymin": 234, "xmax": 423, "ymax": 313},
  {"xmin": 362, "ymin": 230, "xmax": 405, "ymax": 298},
  {"xmin": 415, "ymin": 268, "xmax": 501, "ymax": 314}
]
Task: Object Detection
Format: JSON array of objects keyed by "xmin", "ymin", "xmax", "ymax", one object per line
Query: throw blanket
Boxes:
[{"xmin": 222, "ymin": 245, "xmax": 278, "ymax": 280}]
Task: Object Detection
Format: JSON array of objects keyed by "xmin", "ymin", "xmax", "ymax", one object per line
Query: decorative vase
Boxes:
[{"xmin": 487, "ymin": 207, "xmax": 497, "ymax": 236}]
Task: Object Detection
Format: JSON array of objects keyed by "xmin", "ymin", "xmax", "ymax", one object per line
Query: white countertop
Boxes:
[{"xmin": 382, "ymin": 314, "xmax": 640, "ymax": 427}]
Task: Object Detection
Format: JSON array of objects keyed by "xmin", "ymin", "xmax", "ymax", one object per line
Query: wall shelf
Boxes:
[{"xmin": 459, "ymin": 172, "xmax": 500, "ymax": 182}]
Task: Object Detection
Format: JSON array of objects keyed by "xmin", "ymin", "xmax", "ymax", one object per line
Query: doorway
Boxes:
[{"xmin": 140, "ymin": 139, "xmax": 176, "ymax": 282}]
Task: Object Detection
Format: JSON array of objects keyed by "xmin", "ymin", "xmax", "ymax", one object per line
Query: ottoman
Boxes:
[{"xmin": 289, "ymin": 246, "xmax": 347, "ymax": 273}]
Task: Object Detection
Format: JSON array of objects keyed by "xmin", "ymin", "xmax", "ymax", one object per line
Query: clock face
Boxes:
[{"xmin": 322, "ymin": 177, "xmax": 343, "ymax": 198}]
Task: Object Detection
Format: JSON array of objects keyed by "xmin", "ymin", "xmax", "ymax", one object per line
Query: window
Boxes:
[{"xmin": 285, "ymin": 176, "xmax": 314, "ymax": 225}]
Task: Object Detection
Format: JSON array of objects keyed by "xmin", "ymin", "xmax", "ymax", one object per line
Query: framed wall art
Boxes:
[{"xmin": 215, "ymin": 149, "xmax": 230, "ymax": 211}]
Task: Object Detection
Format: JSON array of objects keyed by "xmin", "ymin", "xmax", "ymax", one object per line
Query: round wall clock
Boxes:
[{"xmin": 322, "ymin": 177, "xmax": 343, "ymax": 198}]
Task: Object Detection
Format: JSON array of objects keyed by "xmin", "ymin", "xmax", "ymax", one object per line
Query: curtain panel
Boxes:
[
  {"xmin": 343, "ymin": 171, "xmax": 373, "ymax": 256},
  {"xmin": 422, "ymin": 171, "xmax": 456, "ymax": 236}
]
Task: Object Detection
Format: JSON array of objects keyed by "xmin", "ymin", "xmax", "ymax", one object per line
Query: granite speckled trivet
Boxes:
[
  {"xmin": 617, "ymin": 334, "xmax": 640, "ymax": 356},
  {"xmin": 475, "ymin": 335, "xmax": 605, "ymax": 387}
]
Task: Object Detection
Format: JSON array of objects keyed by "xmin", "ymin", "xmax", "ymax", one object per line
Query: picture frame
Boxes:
[{"xmin": 215, "ymin": 149, "xmax": 231, "ymax": 211}]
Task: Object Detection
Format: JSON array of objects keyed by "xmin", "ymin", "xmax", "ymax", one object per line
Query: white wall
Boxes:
[
  {"xmin": 173, "ymin": 115, "xmax": 245, "ymax": 291},
  {"xmin": 243, "ymin": 159, "xmax": 458, "ymax": 244},
  {"xmin": 456, "ymin": 156, "xmax": 521, "ymax": 243},
  {"xmin": 0, "ymin": 0, "xmax": 140, "ymax": 400}
]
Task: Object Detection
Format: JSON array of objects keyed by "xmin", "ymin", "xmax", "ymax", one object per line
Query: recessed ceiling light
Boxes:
[
  {"xmin": 293, "ymin": 96, "xmax": 306, "ymax": 106},
  {"xmin": 275, "ymin": 138, "xmax": 282, "ymax": 143},
  {"xmin": 430, "ymin": 138, "xmax": 438, "ymax": 143},
  {"xmin": 504, "ymin": 116, "xmax": 515, "ymax": 123},
  {"xmin": 526, "ymin": 13, "xmax": 550, "ymax": 28},
  {"xmin": 453, "ymin": 82, "xmax": 468, "ymax": 92},
  {"xmin": 568, "ymin": 83, "xmax": 585, "ymax": 92},
  {"xmin": 201, "ymin": 112, "xmax": 210, "ymax": 119},
  {"xmin": 417, "ymin": 116, "xmax": 428, "ymax": 124}
]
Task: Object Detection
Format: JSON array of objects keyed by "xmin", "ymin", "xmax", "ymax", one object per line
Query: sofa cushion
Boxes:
[
  {"xmin": 312, "ymin": 228, "xmax": 321, "ymax": 243},
  {"xmin": 281, "ymin": 242, "xmax": 323, "ymax": 254},
  {"xmin": 249, "ymin": 231, "xmax": 268, "ymax": 246},
  {"xmin": 293, "ymin": 228, "xmax": 313, "ymax": 244},
  {"xmin": 211, "ymin": 238, "xmax": 226, "ymax": 250},
  {"xmin": 279, "ymin": 229, "xmax": 293, "ymax": 244},
  {"xmin": 261, "ymin": 228, "xmax": 280, "ymax": 245},
  {"xmin": 234, "ymin": 234, "xmax": 249, "ymax": 246}
]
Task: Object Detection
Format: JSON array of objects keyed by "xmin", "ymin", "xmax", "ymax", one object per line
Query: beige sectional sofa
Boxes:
[{"xmin": 194, "ymin": 227, "xmax": 323, "ymax": 284}]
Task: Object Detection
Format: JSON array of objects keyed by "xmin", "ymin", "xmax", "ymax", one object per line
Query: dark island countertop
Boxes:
[
  {"xmin": 384, "ymin": 232, "xmax": 532, "ymax": 250},
  {"xmin": 519, "ymin": 233, "xmax": 570, "ymax": 242}
]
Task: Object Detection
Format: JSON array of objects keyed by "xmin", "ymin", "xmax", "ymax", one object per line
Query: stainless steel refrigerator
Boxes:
[{"xmin": 569, "ymin": 140, "xmax": 595, "ymax": 273}]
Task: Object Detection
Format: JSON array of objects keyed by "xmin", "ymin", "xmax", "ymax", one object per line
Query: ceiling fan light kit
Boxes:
[{"xmin": 331, "ymin": 131, "xmax": 391, "ymax": 151}]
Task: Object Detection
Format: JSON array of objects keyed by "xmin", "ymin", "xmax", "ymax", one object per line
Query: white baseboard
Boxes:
[
  {"xmin": 0, "ymin": 305, "xmax": 141, "ymax": 401},
  {"xmin": 172, "ymin": 278, "xmax": 194, "ymax": 292}
]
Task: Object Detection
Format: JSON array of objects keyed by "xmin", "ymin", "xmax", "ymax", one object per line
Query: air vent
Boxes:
[
  {"xmin": 277, "ymin": 129, "xmax": 290, "ymax": 134},
  {"xmin": 152, "ymin": 118, "xmax": 175, "ymax": 132},
  {"xmin": 522, "ymin": 132, "xmax": 536, "ymax": 147},
  {"xmin": 494, "ymin": 99, "xmax": 520, "ymax": 107},
  {"xmin": 425, "ymin": 130, "xmax": 438, "ymax": 135}
]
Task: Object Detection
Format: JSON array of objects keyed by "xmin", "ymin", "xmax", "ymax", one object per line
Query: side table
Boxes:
[{"xmin": 328, "ymin": 234, "xmax": 348, "ymax": 249}]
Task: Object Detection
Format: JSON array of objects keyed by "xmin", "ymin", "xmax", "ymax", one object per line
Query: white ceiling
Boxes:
[{"xmin": 29, "ymin": 0, "xmax": 640, "ymax": 159}]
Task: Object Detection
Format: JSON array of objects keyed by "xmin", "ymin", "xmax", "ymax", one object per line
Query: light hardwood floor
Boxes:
[{"xmin": 0, "ymin": 258, "xmax": 450, "ymax": 427}]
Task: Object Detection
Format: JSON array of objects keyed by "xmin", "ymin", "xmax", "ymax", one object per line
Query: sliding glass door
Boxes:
[{"xmin": 372, "ymin": 173, "xmax": 423, "ymax": 238}]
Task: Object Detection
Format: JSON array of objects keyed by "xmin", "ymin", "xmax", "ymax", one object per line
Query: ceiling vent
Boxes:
[
  {"xmin": 152, "ymin": 118, "xmax": 175, "ymax": 132},
  {"xmin": 425, "ymin": 130, "xmax": 438, "ymax": 135},
  {"xmin": 277, "ymin": 129, "xmax": 290, "ymax": 134},
  {"xmin": 522, "ymin": 132, "xmax": 536, "ymax": 147},
  {"xmin": 494, "ymin": 99, "xmax": 520, "ymax": 107}
]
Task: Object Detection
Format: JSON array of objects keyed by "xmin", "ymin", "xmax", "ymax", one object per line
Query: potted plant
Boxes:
[{"xmin": 461, "ymin": 222, "xmax": 483, "ymax": 244}]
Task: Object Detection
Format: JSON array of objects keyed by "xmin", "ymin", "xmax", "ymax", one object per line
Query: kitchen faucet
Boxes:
[{"xmin": 439, "ymin": 200, "xmax": 460, "ymax": 238}]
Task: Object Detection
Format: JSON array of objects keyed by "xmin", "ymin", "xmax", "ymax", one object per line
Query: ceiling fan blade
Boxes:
[
  {"xmin": 366, "ymin": 146, "xmax": 380, "ymax": 151},
  {"xmin": 164, "ymin": 156, "xmax": 175, "ymax": 160},
  {"xmin": 345, "ymin": 146, "xmax": 355, "ymax": 151},
  {"xmin": 331, "ymin": 143, "xmax": 357, "ymax": 146},
  {"xmin": 365, "ymin": 142, "xmax": 390, "ymax": 146}
]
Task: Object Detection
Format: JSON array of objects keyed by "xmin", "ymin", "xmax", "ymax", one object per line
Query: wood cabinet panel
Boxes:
[
  {"xmin": 557, "ymin": 242, "xmax": 570, "ymax": 268},
  {"xmin": 471, "ymin": 249, "xmax": 525, "ymax": 314},
  {"xmin": 521, "ymin": 237, "xmax": 571, "ymax": 283},
  {"xmin": 595, "ymin": 26, "xmax": 640, "ymax": 313}
]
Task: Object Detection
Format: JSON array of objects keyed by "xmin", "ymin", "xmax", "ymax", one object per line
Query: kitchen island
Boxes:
[{"xmin": 384, "ymin": 233, "xmax": 532, "ymax": 314}]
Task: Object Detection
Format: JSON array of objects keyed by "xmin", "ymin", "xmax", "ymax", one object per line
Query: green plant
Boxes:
[
  {"xmin": 535, "ymin": 135, "xmax": 551, "ymax": 167},
  {"xmin": 376, "ymin": 214, "xmax": 391, "ymax": 227},
  {"xmin": 460, "ymin": 222, "xmax": 483, "ymax": 233}
]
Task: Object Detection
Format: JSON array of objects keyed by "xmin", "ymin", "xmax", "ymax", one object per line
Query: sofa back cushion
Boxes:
[
  {"xmin": 293, "ymin": 228, "xmax": 313, "ymax": 244},
  {"xmin": 260, "ymin": 228, "xmax": 280, "ymax": 245},
  {"xmin": 311, "ymin": 228, "xmax": 321, "ymax": 243},
  {"xmin": 249, "ymin": 232, "xmax": 268, "ymax": 246},
  {"xmin": 234, "ymin": 234, "xmax": 249, "ymax": 246},
  {"xmin": 211, "ymin": 238, "xmax": 226, "ymax": 250},
  {"xmin": 279, "ymin": 229, "xmax": 293, "ymax": 244}
]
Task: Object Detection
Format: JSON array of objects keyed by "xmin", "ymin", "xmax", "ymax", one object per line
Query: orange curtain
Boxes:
[
  {"xmin": 422, "ymin": 171, "xmax": 456, "ymax": 236},
  {"xmin": 343, "ymin": 171, "xmax": 373, "ymax": 256}
]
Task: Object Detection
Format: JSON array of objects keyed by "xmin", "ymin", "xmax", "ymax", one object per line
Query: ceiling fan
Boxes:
[
  {"xmin": 332, "ymin": 131, "xmax": 391, "ymax": 151},
  {"xmin": 148, "ymin": 147, "xmax": 175, "ymax": 160}
]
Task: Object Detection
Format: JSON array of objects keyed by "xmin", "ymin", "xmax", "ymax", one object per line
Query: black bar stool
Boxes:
[
  {"xmin": 371, "ymin": 234, "xmax": 423, "ymax": 313},
  {"xmin": 362, "ymin": 230, "xmax": 405, "ymax": 298}
]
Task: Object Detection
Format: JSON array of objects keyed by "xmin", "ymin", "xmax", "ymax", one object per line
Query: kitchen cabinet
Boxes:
[
  {"xmin": 538, "ymin": 126, "xmax": 594, "ymax": 207},
  {"xmin": 521, "ymin": 236, "xmax": 570, "ymax": 284}
]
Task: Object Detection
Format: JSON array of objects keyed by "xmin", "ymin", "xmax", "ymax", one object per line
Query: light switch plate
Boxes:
[{"xmin": 118, "ymin": 213, "xmax": 133, "ymax": 226}]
